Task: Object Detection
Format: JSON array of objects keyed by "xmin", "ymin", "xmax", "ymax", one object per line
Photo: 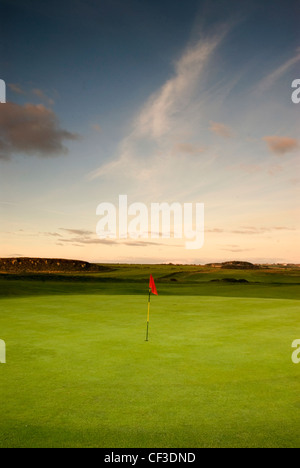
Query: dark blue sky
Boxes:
[{"xmin": 2, "ymin": 0, "xmax": 299, "ymax": 127}]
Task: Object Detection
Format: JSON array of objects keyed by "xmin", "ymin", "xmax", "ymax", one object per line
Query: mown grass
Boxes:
[{"xmin": 0, "ymin": 265, "xmax": 299, "ymax": 447}]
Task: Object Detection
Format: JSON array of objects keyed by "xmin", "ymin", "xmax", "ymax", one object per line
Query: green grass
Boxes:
[{"xmin": 0, "ymin": 265, "xmax": 299, "ymax": 447}]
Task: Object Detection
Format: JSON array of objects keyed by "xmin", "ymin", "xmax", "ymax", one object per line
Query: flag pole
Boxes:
[
  {"xmin": 145, "ymin": 288, "xmax": 151, "ymax": 341},
  {"xmin": 146, "ymin": 275, "xmax": 157, "ymax": 342}
]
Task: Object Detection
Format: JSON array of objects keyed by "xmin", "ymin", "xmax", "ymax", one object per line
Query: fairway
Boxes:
[{"xmin": 0, "ymin": 283, "xmax": 299, "ymax": 447}]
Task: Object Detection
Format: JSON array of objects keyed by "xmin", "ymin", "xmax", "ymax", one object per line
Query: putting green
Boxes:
[{"xmin": 0, "ymin": 293, "xmax": 299, "ymax": 447}]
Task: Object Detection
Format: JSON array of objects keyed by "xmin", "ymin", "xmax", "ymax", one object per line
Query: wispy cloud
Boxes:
[
  {"xmin": 40, "ymin": 232, "xmax": 63, "ymax": 238},
  {"xmin": 31, "ymin": 88, "xmax": 54, "ymax": 106},
  {"xmin": 207, "ymin": 226, "xmax": 296, "ymax": 235},
  {"xmin": 53, "ymin": 228, "xmax": 168, "ymax": 248},
  {"xmin": 231, "ymin": 226, "xmax": 296, "ymax": 235},
  {"xmin": 257, "ymin": 50, "xmax": 300, "ymax": 92},
  {"xmin": 60, "ymin": 228, "xmax": 94, "ymax": 236},
  {"xmin": 221, "ymin": 247, "xmax": 254, "ymax": 253},
  {"xmin": 8, "ymin": 84, "xmax": 55, "ymax": 105},
  {"xmin": 134, "ymin": 36, "xmax": 222, "ymax": 141},
  {"xmin": 8, "ymin": 83, "xmax": 25, "ymax": 95},
  {"xmin": 209, "ymin": 121, "xmax": 234, "ymax": 138},
  {"xmin": 88, "ymin": 29, "xmax": 228, "ymax": 182}
]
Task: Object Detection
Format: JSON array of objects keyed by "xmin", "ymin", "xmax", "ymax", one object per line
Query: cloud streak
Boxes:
[
  {"xmin": 135, "ymin": 35, "xmax": 222, "ymax": 141},
  {"xmin": 207, "ymin": 226, "xmax": 296, "ymax": 235},
  {"xmin": 54, "ymin": 228, "xmax": 168, "ymax": 248},
  {"xmin": 8, "ymin": 83, "xmax": 25, "ymax": 95},
  {"xmin": 257, "ymin": 50, "xmax": 300, "ymax": 92},
  {"xmin": 209, "ymin": 121, "xmax": 233, "ymax": 138},
  {"xmin": 89, "ymin": 29, "xmax": 227, "ymax": 181},
  {"xmin": 31, "ymin": 88, "xmax": 54, "ymax": 106}
]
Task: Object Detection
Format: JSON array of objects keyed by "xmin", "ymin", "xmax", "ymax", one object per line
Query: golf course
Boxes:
[{"xmin": 0, "ymin": 261, "xmax": 299, "ymax": 448}]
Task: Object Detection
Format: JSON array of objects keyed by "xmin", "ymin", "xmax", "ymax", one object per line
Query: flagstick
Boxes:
[{"xmin": 145, "ymin": 288, "xmax": 151, "ymax": 341}]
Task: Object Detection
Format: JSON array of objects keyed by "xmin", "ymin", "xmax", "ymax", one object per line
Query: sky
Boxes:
[{"xmin": 0, "ymin": 0, "xmax": 299, "ymax": 264}]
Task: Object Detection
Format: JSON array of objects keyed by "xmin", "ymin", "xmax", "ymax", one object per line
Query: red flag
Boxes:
[{"xmin": 149, "ymin": 275, "xmax": 158, "ymax": 295}]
